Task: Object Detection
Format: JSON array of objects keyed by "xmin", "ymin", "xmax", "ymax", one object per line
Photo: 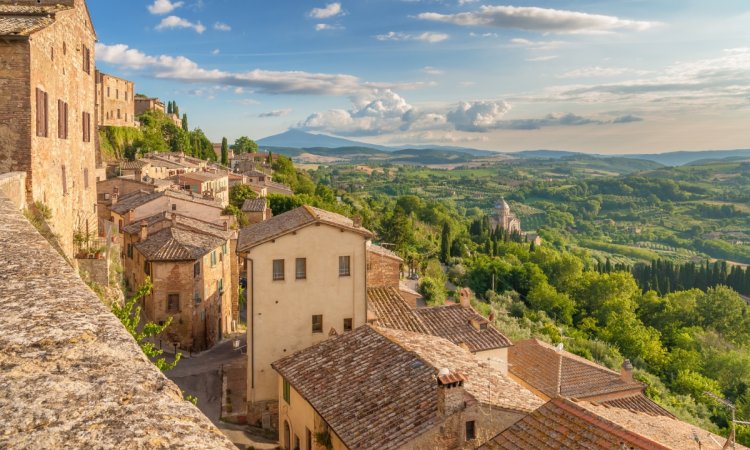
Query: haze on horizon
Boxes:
[{"xmin": 90, "ymin": 0, "xmax": 750, "ymax": 154}]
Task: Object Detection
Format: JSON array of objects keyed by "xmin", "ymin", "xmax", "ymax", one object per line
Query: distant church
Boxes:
[{"xmin": 490, "ymin": 198, "xmax": 521, "ymax": 233}]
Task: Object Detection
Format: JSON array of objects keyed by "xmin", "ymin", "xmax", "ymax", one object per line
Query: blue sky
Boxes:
[{"xmin": 90, "ymin": 0, "xmax": 750, "ymax": 153}]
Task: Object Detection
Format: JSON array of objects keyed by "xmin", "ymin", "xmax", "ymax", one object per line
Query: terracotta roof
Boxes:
[
  {"xmin": 244, "ymin": 169, "xmax": 269, "ymax": 178},
  {"xmin": 0, "ymin": 4, "xmax": 70, "ymax": 36},
  {"xmin": 368, "ymin": 244, "xmax": 403, "ymax": 261},
  {"xmin": 139, "ymin": 157, "xmax": 184, "ymax": 170},
  {"xmin": 241, "ymin": 198, "xmax": 267, "ymax": 213},
  {"xmin": 509, "ymin": 339, "xmax": 643, "ymax": 399},
  {"xmin": 178, "ymin": 171, "xmax": 227, "ymax": 183},
  {"xmin": 123, "ymin": 212, "xmax": 233, "ymax": 241},
  {"xmin": 135, "ymin": 225, "xmax": 226, "ymax": 262},
  {"xmin": 273, "ymin": 326, "xmax": 541, "ymax": 450},
  {"xmin": 120, "ymin": 160, "xmax": 150, "ymax": 170},
  {"xmin": 237, "ymin": 205, "xmax": 372, "ymax": 251},
  {"xmin": 110, "ymin": 190, "xmax": 162, "ymax": 215},
  {"xmin": 597, "ymin": 394, "xmax": 675, "ymax": 418},
  {"xmin": 367, "ymin": 287, "xmax": 429, "ymax": 334},
  {"xmin": 415, "ymin": 304, "xmax": 513, "ymax": 352}
]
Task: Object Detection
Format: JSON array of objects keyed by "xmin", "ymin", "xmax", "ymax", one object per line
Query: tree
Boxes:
[
  {"xmin": 266, "ymin": 151, "xmax": 273, "ymax": 164},
  {"xmin": 223, "ymin": 204, "xmax": 248, "ymax": 228},
  {"xmin": 220, "ymin": 137, "xmax": 229, "ymax": 166},
  {"xmin": 440, "ymin": 222, "xmax": 452, "ymax": 263},
  {"xmin": 173, "ymin": 102, "xmax": 180, "ymax": 117},
  {"xmin": 167, "ymin": 100, "xmax": 173, "ymax": 115},
  {"xmin": 229, "ymin": 184, "xmax": 258, "ymax": 209},
  {"xmin": 233, "ymin": 136, "xmax": 258, "ymax": 154},
  {"xmin": 112, "ymin": 278, "xmax": 180, "ymax": 372},
  {"xmin": 181, "ymin": 113, "xmax": 188, "ymax": 132}
]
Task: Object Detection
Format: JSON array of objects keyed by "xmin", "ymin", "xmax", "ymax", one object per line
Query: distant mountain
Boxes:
[
  {"xmin": 620, "ymin": 149, "xmax": 750, "ymax": 166},
  {"xmin": 257, "ymin": 129, "xmax": 391, "ymax": 151},
  {"xmin": 512, "ymin": 150, "xmax": 583, "ymax": 159}
]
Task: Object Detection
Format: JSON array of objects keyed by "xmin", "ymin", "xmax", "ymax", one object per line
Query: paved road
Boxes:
[{"xmin": 162, "ymin": 334, "xmax": 278, "ymax": 450}]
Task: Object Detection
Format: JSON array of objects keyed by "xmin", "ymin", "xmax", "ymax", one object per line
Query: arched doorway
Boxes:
[{"xmin": 283, "ymin": 420, "xmax": 291, "ymax": 450}]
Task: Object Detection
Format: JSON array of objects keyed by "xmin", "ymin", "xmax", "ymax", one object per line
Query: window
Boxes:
[
  {"xmin": 107, "ymin": 86, "xmax": 110, "ymax": 97},
  {"xmin": 127, "ymin": 243, "xmax": 133, "ymax": 258},
  {"xmin": 211, "ymin": 250, "xmax": 217, "ymax": 267},
  {"xmin": 283, "ymin": 378, "xmax": 291, "ymax": 404},
  {"xmin": 82, "ymin": 111, "xmax": 91, "ymax": 142},
  {"xmin": 339, "ymin": 255, "xmax": 351, "ymax": 277},
  {"xmin": 143, "ymin": 261, "xmax": 150, "ymax": 275},
  {"xmin": 218, "ymin": 278, "xmax": 224, "ymax": 293},
  {"xmin": 167, "ymin": 294, "xmax": 180, "ymax": 313},
  {"xmin": 117, "ymin": 109, "xmax": 121, "ymax": 119},
  {"xmin": 222, "ymin": 243, "xmax": 228, "ymax": 255},
  {"xmin": 272, "ymin": 259, "xmax": 285, "ymax": 281},
  {"xmin": 84, "ymin": 168, "xmax": 89, "ymax": 189},
  {"xmin": 306, "ymin": 429, "xmax": 312, "ymax": 450},
  {"xmin": 171, "ymin": 204, "xmax": 177, "ymax": 211},
  {"xmin": 82, "ymin": 45, "xmax": 91, "ymax": 74},
  {"xmin": 61, "ymin": 166, "xmax": 67, "ymax": 195},
  {"xmin": 295, "ymin": 258, "xmax": 306, "ymax": 279},
  {"xmin": 36, "ymin": 88, "xmax": 48, "ymax": 137},
  {"xmin": 194, "ymin": 292, "xmax": 202, "ymax": 305},
  {"xmin": 125, "ymin": 90, "xmax": 129, "ymax": 101},
  {"xmin": 193, "ymin": 261, "xmax": 201, "ymax": 278},
  {"xmin": 465, "ymin": 421, "xmax": 476, "ymax": 441},
  {"xmin": 57, "ymin": 100, "xmax": 68, "ymax": 139},
  {"xmin": 116, "ymin": 89, "xmax": 119, "ymax": 100},
  {"xmin": 344, "ymin": 318, "xmax": 352, "ymax": 332},
  {"xmin": 312, "ymin": 315, "xmax": 323, "ymax": 333}
]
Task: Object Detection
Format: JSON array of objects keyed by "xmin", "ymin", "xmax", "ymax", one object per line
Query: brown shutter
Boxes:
[
  {"xmin": 64, "ymin": 102, "xmax": 68, "ymax": 139},
  {"xmin": 43, "ymin": 91, "xmax": 48, "ymax": 137},
  {"xmin": 57, "ymin": 100, "xmax": 63, "ymax": 138}
]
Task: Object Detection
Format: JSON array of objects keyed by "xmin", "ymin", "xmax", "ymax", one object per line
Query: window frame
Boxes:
[
  {"xmin": 312, "ymin": 314, "xmax": 323, "ymax": 334},
  {"xmin": 36, "ymin": 88, "xmax": 48, "ymax": 137},
  {"xmin": 57, "ymin": 99, "xmax": 68, "ymax": 139},
  {"xmin": 465, "ymin": 420, "xmax": 476, "ymax": 441},
  {"xmin": 344, "ymin": 318, "xmax": 353, "ymax": 332},
  {"xmin": 193, "ymin": 261, "xmax": 201, "ymax": 278},
  {"xmin": 272, "ymin": 259, "xmax": 285, "ymax": 281},
  {"xmin": 167, "ymin": 293, "xmax": 180, "ymax": 313},
  {"xmin": 283, "ymin": 378, "xmax": 291, "ymax": 404},
  {"xmin": 338, "ymin": 255, "xmax": 351, "ymax": 277},
  {"xmin": 295, "ymin": 257, "xmax": 307, "ymax": 280}
]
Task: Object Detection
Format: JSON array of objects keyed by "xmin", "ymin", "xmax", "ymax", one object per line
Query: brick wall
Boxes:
[
  {"xmin": 0, "ymin": 41, "xmax": 31, "ymax": 177},
  {"xmin": 367, "ymin": 251, "xmax": 401, "ymax": 288}
]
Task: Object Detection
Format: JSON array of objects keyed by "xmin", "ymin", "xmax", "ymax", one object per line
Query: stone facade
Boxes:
[
  {"xmin": 95, "ymin": 70, "xmax": 135, "ymax": 127},
  {"xmin": 0, "ymin": 172, "xmax": 27, "ymax": 210},
  {"xmin": 490, "ymin": 198, "xmax": 521, "ymax": 234},
  {"xmin": 0, "ymin": 0, "xmax": 99, "ymax": 258},
  {"xmin": 367, "ymin": 245, "xmax": 402, "ymax": 288},
  {"xmin": 134, "ymin": 96, "xmax": 165, "ymax": 115}
]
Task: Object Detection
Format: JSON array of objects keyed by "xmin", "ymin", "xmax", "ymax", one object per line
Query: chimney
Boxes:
[
  {"xmin": 111, "ymin": 190, "xmax": 119, "ymax": 206},
  {"xmin": 459, "ymin": 288, "xmax": 472, "ymax": 308},
  {"xmin": 621, "ymin": 359, "xmax": 634, "ymax": 383},
  {"xmin": 352, "ymin": 215, "xmax": 362, "ymax": 228},
  {"xmin": 437, "ymin": 368, "xmax": 467, "ymax": 418},
  {"xmin": 139, "ymin": 220, "xmax": 148, "ymax": 241},
  {"xmin": 127, "ymin": 209, "xmax": 135, "ymax": 224},
  {"xmin": 488, "ymin": 311, "xmax": 496, "ymax": 322}
]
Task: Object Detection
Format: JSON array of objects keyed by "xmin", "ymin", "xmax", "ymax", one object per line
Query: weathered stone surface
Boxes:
[
  {"xmin": 0, "ymin": 193, "xmax": 236, "ymax": 449},
  {"xmin": 0, "ymin": 172, "xmax": 26, "ymax": 210}
]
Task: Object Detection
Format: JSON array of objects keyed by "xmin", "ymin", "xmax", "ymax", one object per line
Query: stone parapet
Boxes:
[
  {"xmin": 0, "ymin": 172, "xmax": 27, "ymax": 210},
  {"xmin": 0, "ymin": 193, "xmax": 236, "ymax": 449}
]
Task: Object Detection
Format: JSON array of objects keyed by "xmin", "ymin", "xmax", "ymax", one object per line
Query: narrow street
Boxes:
[{"xmin": 162, "ymin": 334, "xmax": 278, "ymax": 450}]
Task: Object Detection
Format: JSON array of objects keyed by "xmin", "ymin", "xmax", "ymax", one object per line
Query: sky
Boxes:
[{"xmin": 90, "ymin": 0, "xmax": 750, "ymax": 153}]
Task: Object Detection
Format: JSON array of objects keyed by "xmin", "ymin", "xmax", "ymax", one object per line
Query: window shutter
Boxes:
[
  {"xmin": 43, "ymin": 92, "xmax": 48, "ymax": 137},
  {"xmin": 64, "ymin": 102, "xmax": 68, "ymax": 139}
]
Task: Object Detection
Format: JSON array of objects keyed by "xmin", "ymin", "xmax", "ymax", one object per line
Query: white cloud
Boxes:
[
  {"xmin": 418, "ymin": 5, "xmax": 661, "ymax": 34},
  {"xmin": 155, "ymin": 16, "xmax": 206, "ymax": 34},
  {"xmin": 510, "ymin": 38, "xmax": 566, "ymax": 50},
  {"xmin": 315, "ymin": 23, "xmax": 343, "ymax": 31},
  {"xmin": 213, "ymin": 22, "xmax": 231, "ymax": 32},
  {"xmin": 558, "ymin": 66, "xmax": 649, "ymax": 78},
  {"xmin": 422, "ymin": 66, "xmax": 444, "ymax": 75},
  {"xmin": 375, "ymin": 31, "xmax": 449, "ymax": 43},
  {"xmin": 446, "ymin": 100, "xmax": 512, "ymax": 131},
  {"xmin": 258, "ymin": 109, "xmax": 293, "ymax": 118},
  {"xmin": 211, "ymin": 48, "xmax": 220, "ymax": 55},
  {"xmin": 309, "ymin": 3, "xmax": 344, "ymax": 19},
  {"xmin": 95, "ymin": 43, "xmax": 384, "ymax": 96},
  {"xmin": 147, "ymin": 0, "xmax": 184, "ymax": 15},
  {"xmin": 527, "ymin": 55, "xmax": 559, "ymax": 62},
  {"xmin": 458, "ymin": 0, "xmax": 479, "ymax": 5}
]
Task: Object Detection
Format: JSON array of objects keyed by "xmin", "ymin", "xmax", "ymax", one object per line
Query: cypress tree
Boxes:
[
  {"xmin": 439, "ymin": 222, "xmax": 451, "ymax": 263},
  {"xmin": 181, "ymin": 114, "xmax": 189, "ymax": 132},
  {"xmin": 221, "ymin": 137, "xmax": 229, "ymax": 166}
]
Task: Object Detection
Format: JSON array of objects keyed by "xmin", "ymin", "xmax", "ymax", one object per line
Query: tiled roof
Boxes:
[
  {"xmin": 368, "ymin": 244, "xmax": 403, "ymax": 261},
  {"xmin": 0, "ymin": 4, "xmax": 69, "ymax": 36},
  {"xmin": 244, "ymin": 170, "xmax": 269, "ymax": 178},
  {"xmin": 110, "ymin": 190, "xmax": 162, "ymax": 215},
  {"xmin": 178, "ymin": 171, "xmax": 226, "ymax": 182},
  {"xmin": 273, "ymin": 326, "xmax": 438, "ymax": 450},
  {"xmin": 509, "ymin": 339, "xmax": 643, "ymax": 399},
  {"xmin": 135, "ymin": 225, "xmax": 226, "ymax": 261},
  {"xmin": 123, "ymin": 212, "xmax": 233, "ymax": 241},
  {"xmin": 120, "ymin": 160, "xmax": 150, "ymax": 170},
  {"xmin": 139, "ymin": 157, "xmax": 184, "ymax": 170},
  {"xmin": 597, "ymin": 394, "xmax": 675, "ymax": 418},
  {"xmin": 237, "ymin": 205, "xmax": 372, "ymax": 251},
  {"xmin": 415, "ymin": 304, "xmax": 513, "ymax": 352},
  {"xmin": 273, "ymin": 326, "xmax": 541, "ymax": 450},
  {"xmin": 241, "ymin": 198, "xmax": 267, "ymax": 213},
  {"xmin": 367, "ymin": 287, "xmax": 429, "ymax": 334},
  {"xmin": 481, "ymin": 398, "xmax": 671, "ymax": 450},
  {"xmin": 379, "ymin": 327, "xmax": 542, "ymax": 413}
]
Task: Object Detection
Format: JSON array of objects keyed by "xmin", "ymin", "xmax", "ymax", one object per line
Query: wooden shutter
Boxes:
[
  {"xmin": 43, "ymin": 91, "xmax": 48, "ymax": 137},
  {"xmin": 61, "ymin": 165, "xmax": 67, "ymax": 195},
  {"xmin": 57, "ymin": 100, "xmax": 63, "ymax": 138},
  {"xmin": 64, "ymin": 102, "xmax": 68, "ymax": 139}
]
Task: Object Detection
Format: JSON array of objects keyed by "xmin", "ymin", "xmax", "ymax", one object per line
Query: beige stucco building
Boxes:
[
  {"xmin": 0, "ymin": 0, "xmax": 99, "ymax": 258},
  {"xmin": 237, "ymin": 206, "xmax": 372, "ymax": 429},
  {"xmin": 176, "ymin": 171, "xmax": 229, "ymax": 207},
  {"xmin": 95, "ymin": 70, "xmax": 135, "ymax": 127}
]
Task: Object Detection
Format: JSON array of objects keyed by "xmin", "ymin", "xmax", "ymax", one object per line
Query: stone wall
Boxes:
[
  {"xmin": 367, "ymin": 250, "xmax": 401, "ymax": 288},
  {"xmin": 0, "ymin": 172, "xmax": 27, "ymax": 210},
  {"xmin": 0, "ymin": 193, "xmax": 235, "ymax": 449},
  {"xmin": 77, "ymin": 255, "xmax": 109, "ymax": 286},
  {"xmin": 95, "ymin": 70, "xmax": 135, "ymax": 127}
]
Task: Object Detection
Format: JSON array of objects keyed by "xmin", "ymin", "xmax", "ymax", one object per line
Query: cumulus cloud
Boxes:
[
  {"xmin": 612, "ymin": 114, "xmax": 643, "ymax": 123},
  {"xmin": 95, "ymin": 43, "xmax": 381, "ymax": 96},
  {"xmin": 309, "ymin": 3, "xmax": 344, "ymax": 19},
  {"xmin": 259, "ymin": 109, "xmax": 293, "ymax": 118},
  {"xmin": 375, "ymin": 31, "xmax": 449, "ymax": 43},
  {"xmin": 147, "ymin": 0, "xmax": 184, "ymax": 15},
  {"xmin": 315, "ymin": 23, "xmax": 343, "ymax": 31},
  {"xmin": 155, "ymin": 16, "xmax": 206, "ymax": 33},
  {"xmin": 446, "ymin": 100, "xmax": 512, "ymax": 131},
  {"xmin": 418, "ymin": 5, "xmax": 661, "ymax": 34},
  {"xmin": 213, "ymin": 22, "xmax": 231, "ymax": 32},
  {"xmin": 422, "ymin": 66, "xmax": 444, "ymax": 75}
]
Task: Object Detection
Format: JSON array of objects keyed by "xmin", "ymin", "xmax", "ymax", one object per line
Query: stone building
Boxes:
[
  {"xmin": 490, "ymin": 198, "xmax": 521, "ymax": 234},
  {"xmin": 95, "ymin": 70, "xmax": 135, "ymax": 127},
  {"xmin": 244, "ymin": 169, "xmax": 293, "ymax": 196},
  {"xmin": 134, "ymin": 96, "xmax": 164, "ymax": 115},
  {"xmin": 272, "ymin": 325, "xmax": 542, "ymax": 450},
  {"xmin": 237, "ymin": 205, "xmax": 373, "ymax": 429},
  {"xmin": 176, "ymin": 171, "xmax": 229, "ymax": 207},
  {"xmin": 122, "ymin": 214, "xmax": 234, "ymax": 351},
  {"xmin": 0, "ymin": 0, "xmax": 99, "ymax": 258},
  {"xmin": 241, "ymin": 197, "xmax": 271, "ymax": 226}
]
